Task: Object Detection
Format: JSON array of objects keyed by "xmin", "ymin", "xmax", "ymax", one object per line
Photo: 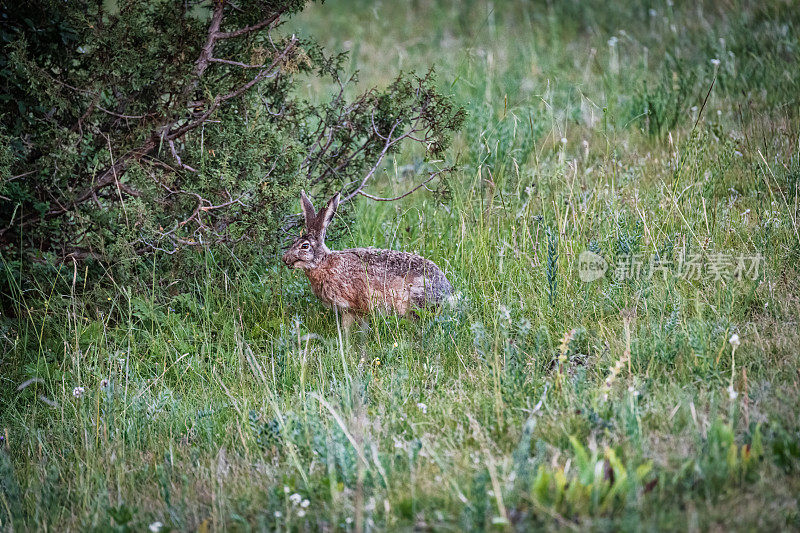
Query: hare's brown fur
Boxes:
[{"xmin": 282, "ymin": 192, "xmax": 452, "ymax": 326}]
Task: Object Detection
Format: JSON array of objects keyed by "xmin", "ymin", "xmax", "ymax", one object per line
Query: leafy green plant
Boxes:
[
  {"xmin": 249, "ymin": 410, "xmax": 283, "ymax": 450},
  {"xmin": 684, "ymin": 419, "xmax": 764, "ymax": 491},
  {"xmin": 103, "ymin": 504, "xmax": 138, "ymax": 533},
  {"xmin": 529, "ymin": 437, "xmax": 654, "ymax": 517},
  {"xmin": 768, "ymin": 423, "xmax": 800, "ymax": 474}
]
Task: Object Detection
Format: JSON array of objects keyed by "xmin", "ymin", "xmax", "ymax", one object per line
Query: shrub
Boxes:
[{"xmin": 0, "ymin": 0, "xmax": 464, "ymax": 289}]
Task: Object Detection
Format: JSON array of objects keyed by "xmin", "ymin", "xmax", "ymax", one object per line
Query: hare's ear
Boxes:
[
  {"xmin": 300, "ymin": 191, "xmax": 316, "ymax": 230},
  {"xmin": 316, "ymin": 193, "xmax": 340, "ymax": 241}
]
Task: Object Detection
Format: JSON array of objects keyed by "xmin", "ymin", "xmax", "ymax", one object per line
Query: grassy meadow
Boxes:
[{"xmin": 3, "ymin": 0, "xmax": 800, "ymax": 530}]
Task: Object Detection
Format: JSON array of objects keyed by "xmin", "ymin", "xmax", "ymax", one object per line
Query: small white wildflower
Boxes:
[
  {"xmin": 149, "ymin": 522, "xmax": 163, "ymax": 532},
  {"xmin": 560, "ymin": 137, "xmax": 568, "ymax": 145},
  {"xmin": 710, "ymin": 58, "xmax": 721, "ymax": 66},
  {"xmin": 301, "ymin": 499, "xmax": 309, "ymax": 508},
  {"xmin": 289, "ymin": 493, "xmax": 302, "ymax": 505},
  {"xmin": 416, "ymin": 402, "xmax": 427, "ymax": 414},
  {"xmin": 727, "ymin": 385, "xmax": 738, "ymax": 400},
  {"xmin": 649, "ymin": 8, "xmax": 657, "ymax": 16},
  {"xmin": 100, "ymin": 379, "xmax": 109, "ymax": 389},
  {"xmin": 72, "ymin": 386, "xmax": 85, "ymax": 399},
  {"xmin": 729, "ymin": 333, "xmax": 741, "ymax": 349},
  {"xmin": 297, "ymin": 510, "xmax": 306, "ymax": 518},
  {"xmin": 734, "ymin": 150, "xmax": 743, "ymax": 157},
  {"xmin": 393, "ymin": 341, "xmax": 398, "ymax": 348},
  {"xmin": 283, "ymin": 486, "xmax": 290, "ymax": 494},
  {"xmin": 274, "ymin": 511, "xmax": 282, "ymax": 518},
  {"xmin": 607, "ymin": 36, "xmax": 618, "ymax": 47}
]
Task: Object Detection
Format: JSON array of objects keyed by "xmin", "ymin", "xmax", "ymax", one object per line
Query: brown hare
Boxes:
[{"xmin": 282, "ymin": 191, "xmax": 452, "ymax": 328}]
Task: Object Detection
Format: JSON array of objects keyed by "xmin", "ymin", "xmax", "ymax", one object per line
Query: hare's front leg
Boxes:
[
  {"xmin": 341, "ymin": 310, "xmax": 357, "ymax": 331},
  {"xmin": 341, "ymin": 310, "xmax": 368, "ymax": 334}
]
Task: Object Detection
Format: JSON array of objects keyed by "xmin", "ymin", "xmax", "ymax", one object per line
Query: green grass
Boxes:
[{"xmin": 3, "ymin": 0, "xmax": 800, "ymax": 530}]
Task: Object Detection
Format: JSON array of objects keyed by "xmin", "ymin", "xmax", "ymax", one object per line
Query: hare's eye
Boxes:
[{"xmin": 300, "ymin": 242, "xmax": 310, "ymax": 250}]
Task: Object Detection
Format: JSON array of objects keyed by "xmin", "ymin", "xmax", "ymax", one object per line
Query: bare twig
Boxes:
[
  {"xmin": 694, "ymin": 72, "xmax": 717, "ymax": 129},
  {"xmin": 6, "ymin": 170, "xmax": 36, "ymax": 181},
  {"xmin": 216, "ymin": 10, "xmax": 284, "ymax": 40},
  {"xmin": 166, "ymin": 39, "xmax": 296, "ymax": 141},
  {"xmin": 342, "ymin": 116, "xmax": 421, "ymax": 203},
  {"xmin": 96, "ymin": 105, "xmax": 148, "ymax": 120},
  {"xmin": 190, "ymin": 0, "xmax": 226, "ymax": 88},
  {"xmin": 263, "ymin": 100, "xmax": 285, "ymax": 117},
  {"xmin": 168, "ymin": 139, "xmax": 198, "ymax": 172},
  {"xmin": 209, "ymin": 57, "xmax": 268, "ymax": 69},
  {"xmin": 357, "ymin": 167, "xmax": 452, "ymax": 202},
  {"xmin": 216, "ymin": 41, "xmax": 296, "ymax": 101}
]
